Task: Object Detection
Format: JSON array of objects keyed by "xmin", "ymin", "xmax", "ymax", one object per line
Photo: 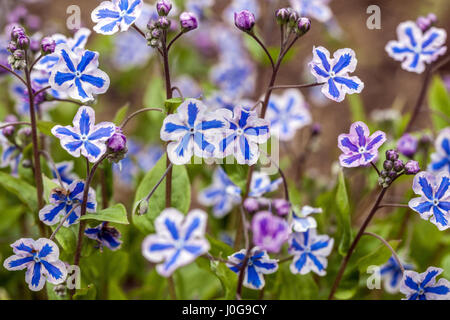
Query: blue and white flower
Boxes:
[
  {"xmin": 292, "ymin": 206, "xmax": 322, "ymax": 233},
  {"xmin": 3, "ymin": 238, "xmax": 67, "ymax": 291},
  {"xmin": 112, "ymin": 31, "xmax": 153, "ymax": 71},
  {"xmin": 289, "ymin": 0, "xmax": 333, "ymax": 23},
  {"xmin": 227, "ymin": 247, "xmax": 278, "ymax": 290},
  {"xmin": 309, "ymin": 46, "xmax": 364, "ymax": 102},
  {"xmin": 51, "ymin": 161, "xmax": 78, "ymax": 185},
  {"xmin": 0, "ymin": 131, "xmax": 21, "ymax": 176},
  {"xmin": 39, "ymin": 180, "xmax": 97, "ymax": 227},
  {"xmin": 380, "ymin": 256, "xmax": 414, "ymax": 294},
  {"xmin": 142, "ymin": 208, "xmax": 210, "ymax": 277},
  {"xmin": 198, "ymin": 167, "xmax": 242, "ymax": 218},
  {"xmin": 173, "ymin": 76, "xmax": 203, "ymax": 99},
  {"xmin": 385, "ymin": 21, "xmax": 447, "ymax": 74},
  {"xmin": 408, "ymin": 171, "xmax": 450, "ymax": 231},
  {"xmin": 266, "ymin": 89, "xmax": 312, "ymax": 141},
  {"xmin": 217, "ymin": 107, "xmax": 270, "ymax": 165},
  {"xmin": 85, "ymin": 222, "xmax": 122, "ymax": 251},
  {"xmin": 210, "ymin": 59, "xmax": 256, "ymax": 100},
  {"xmin": 160, "ymin": 99, "xmax": 226, "ymax": 165},
  {"xmin": 91, "ymin": 0, "xmax": 143, "ymax": 35},
  {"xmin": 400, "ymin": 266, "xmax": 450, "ymax": 300},
  {"xmin": 34, "ymin": 28, "xmax": 92, "ymax": 72},
  {"xmin": 249, "ymin": 171, "xmax": 282, "ymax": 198},
  {"xmin": 52, "ymin": 106, "xmax": 115, "ymax": 163},
  {"xmin": 429, "ymin": 128, "xmax": 450, "ymax": 174},
  {"xmin": 49, "ymin": 45, "xmax": 110, "ymax": 102},
  {"xmin": 288, "ymin": 229, "xmax": 334, "ymax": 276}
]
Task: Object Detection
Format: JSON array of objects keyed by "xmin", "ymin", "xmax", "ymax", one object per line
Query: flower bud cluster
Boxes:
[
  {"xmin": 378, "ymin": 149, "xmax": 420, "ymax": 188},
  {"xmin": 7, "ymin": 26, "xmax": 29, "ymax": 70},
  {"xmin": 276, "ymin": 7, "xmax": 311, "ymax": 37}
]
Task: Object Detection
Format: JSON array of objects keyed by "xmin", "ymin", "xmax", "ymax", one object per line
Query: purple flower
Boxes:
[
  {"xmin": 252, "ymin": 211, "xmax": 289, "ymax": 253},
  {"xmin": 85, "ymin": 222, "xmax": 122, "ymax": 251},
  {"xmin": 397, "ymin": 134, "xmax": 418, "ymax": 158},
  {"xmin": 107, "ymin": 127, "xmax": 127, "ymax": 152},
  {"xmin": 157, "ymin": 0, "xmax": 172, "ymax": 16},
  {"xmin": 416, "ymin": 13, "xmax": 437, "ymax": 32},
  {"xmin": 273, "ymin": 199, "xmax": 291, "ymax": 216},
  {"xmin": 40, "ymin": 37, "xmax": 56, "ymax": 55},
  {"xmin": 243, "ymin": 197, "xmax": 259, "ymax": 212},
  {"xmin": 400, "ymin": 266, "xmax": 450, "ymax": 300},
  {"xmin": 180, "ymin": 12, "xmax": 198, "ymax": 31},
  {"xmin": 408, "ymin": 171, "xmax": 449, "ymax": 231},
  {"xmin": 405, "ymin": 160, "xmax": 420, "ymax": 175},
  {"xmin": 234, "ymin": 10, "xmax": 255, "ymax": 32},
  {"xmin": 3, "ymin": 238, "xmax": 67, "ymax": 291},
  {"xmin": 338, "ymin": 121, "xmax": 386, "ymax": 168}
]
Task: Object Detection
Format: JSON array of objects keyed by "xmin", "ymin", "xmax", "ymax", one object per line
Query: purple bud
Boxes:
[
  {"xmin": 234, "ymin": 10, "xmax": 256, "ymax": 32},
  {"xmin": 13, "ymin": 49, "xmax": 25, "ymax": 60},
  {"xmin": 404, "ymin": 160, "xmax": 420, "ymax": 175},
  {"xmin": 151, "ymin": 28, "xmax": 161, "ymax": 38},
  {"xmin": 41, "ymin": 37, "xmax": 56, "ymax": 55},
  {"xmin": 157, "ymin": 16, "xmax": 171, "ymax": 29},
  {"xmin": 180, "ymin": 12, "xmax": 198, "ymax": 32},
  {"xmin": 383, "ymin": 160, "xmax": 393, "ymax": 171},
  {"xmin": 397, "ymin": 134, "xmax": 418, "ymax": 158},
  {"xmin": 416, "ymin": 13, "xmax": 437, "ymax": 32},
  {"xmin": 311, "ymin": 123, "xmax": 321, "ymax": 136},
  {"xmin": 7, "ymin": 42, "xmax": 17, "ymax": 53},
  {"xmin": 11, "ymin": 26, "xmax": 26, "ymax": 40},
  {"xmin": 393, "ymin": 159, "xmax": 404, "ymax": 172},
  {"xmin": 273, "ymin": 199, "xmax": 291, "ymax": 216},
  {"xmin": 296, "ymin": 17, "xmax": 311, "ymax": 35},
  {"xmin": 17, "ymin": 35, "xmax": 30, "ymax": 49},
  {"xmin": 107, "ymin": 128, "xmax": 127, "ymax": 152},
  {"xmin": 243, "ymin": 197, "xmax": 259, "ymax": 212},
  {"xmin": 156, "ymin": 0, "xmax": 172, "ymax": 16},
  {"xmin": 276, "ymin": 8, "xmax": 290, "ymax": 25},
  {"xmin": 385, "ymin": 149, "xmax": 399, "ymax": 161},
  {"xmin": 288, "ymin": 11, "xmax": 299, "ymax": 27},
  {"xmin": 2, "ymin": 115, "xmax": 18, "ymax": 136}
]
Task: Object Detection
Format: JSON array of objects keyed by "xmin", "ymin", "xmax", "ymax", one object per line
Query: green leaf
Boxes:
[
  {"xmin": 37, "ymin": 120, "xmax": 57, "ymax": 136},
  {"xmin": 113, "ymin": 104, "xmax": 129, "ymax": 125},
  {"xmin": 73, "ymin": 284, "xmax": 97, "ymax": 300},
  {"xmin": 220, "ymin": 162, "xmax": 248, "ymax": 191},
  {"xmin": 80, "ymin": 203, "xmax": 129, "ymax": 224},
  {"xmin": 357, "ymin": 240, "xmax": 400, "ymax": 274},
  {"xmin": 429, "ymin": 76, "xmax": 450, "ymax": 131},
  {"xmin": 132, "ymin": 157, "xmax": 191, "ymax": 233},
  {"xmin": 206, "ymin": 235, "xmax": 234, "ymax": 257},
  {"xmin": 274, "ymin": 264, "xmax": 318, "ymax": 299},
  {"xmin": 43, "ymin": 175, "xmax": 59, "ymax": 202},
  {"xmin": 335, "ymin": 169, "xmax": 352, "ymax": 255},
  {"xmin": 0, "ymin": 171, "xmax": 37, "ymax": 212},
  {"xmin": 51, "ymin": 225, "xmax": 77, "ymax": 255},
  {"xmin": 347, "ymin": 94, "xmax": 366, "ymax": 123},
  {"xmin": 164, "ymin": 97, "xmax": 183, "ymax": 114}
]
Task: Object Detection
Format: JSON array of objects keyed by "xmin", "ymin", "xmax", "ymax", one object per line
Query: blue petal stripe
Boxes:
[
  {"xmin": 315, "ymin": 48, "xmax": 330, "ymax": 71},
  {"xmin": 418, "ymin": 177, "xmax": 433, "ymax": 200},
  {"xmin": 164, "ymin": 218, "xmax": 179, "ymax": 240},
  {"xmin": 79, "ymin": 108, "xmax": 92, "ymax": 135},
  {"xmin": 327, "ymin": 78, "xmax": 339, "ymax": 98},
  {"xmin": 421, "ymin": 269, "xmax": 440, "ymax": 287},
  {"xmin": 64, "ymin": 140, "xmax": 83, "ymax": 152},
  {"xmin": 77, "ymin": 51, "xmax": 96, "ymax": 73},
  {"xmin": 246, "ymin": 265, "xmax": 262, "ymax": 288},
  {"xmin": 41, "ymin": 260, "xmax": 64, "ymax": 280},
  {"xmin": 294, "ymin": 253, "xmax": 307, "ymax": 271},
  {"xmin": 75, "ymin": 78, "xmax": 88, "ymax": 99},
  {"xmin": 38, "ymin": 244, "xmax": 54, "ymax": 258},
  {"xmin": 433, "ymin": 206, "xmax": 448, "ymax": 228},
  {"xmin": 149, "ymin": 243, "xmax": 174, "ymax": 251},
  {"xmin": 421, "ymin": 32, "xmax": 439, "ymax": 49},
  {"xmin": 308, "ymin": 253, "xmax": 324, "ymax": 271},
  {"xmin": 334, "ymin": 76, "xmax": 360, "ymax": 90},
  {"xmin": 31, "ymin": 262, "xmax": 42, "ymax": 288},
  {"xmin": 435, "ymin": 177, "xmax": 450, "ymax": 199},
  {"xmin": 187, "ymin": 102, "xmax": 199, "ymax": 128},
  {"xmin": 96, "ymin": 8, "xmax": 120, "ymax": 19},
  {"xmin": 80, "ymin": 74, "xmax": 106, "ymax": 88},
  {"xmin": 164, "ymin": 250, "xmax": 181, "ymax": 271},
  {"xmin": 54, "ymin": 127, "xmax": 80, "ymax": 140},
  {"xmin": 413, "ymin": 201, "xmax": 432, "ymax": 214},
  {"xmin": 310, "ymin": 240, "xmax": 330, "ymax": 251},
  {"xmin": 88, "ymin": 126, "xmax": 114, "ymax": 140},
  {"xmin": 238, "ymin": 110, "xmax": 250, "ymax": 128},
  {"xmin": 404, "ymin": 27, "xmax": 417, "ymax": 47},
  {"xmin": 366, "ymin": 134, "xmax": 384, "ymax": 150},
  {"xmin": 164, "ymin": 122, "xmax": 188, "ymax": 133},
  {"xmin": 127, "ymin": 0, "xmax": 141, "ymax": 14},
  {"xmin": 183, "ymin": 217, "xmax": 200, "ymax": 241},
  {"xmin": 61, "ymin": 49, "xmax": 76, "ymax": 72},
  {"xmin": 84, "ymin": 141, "xmax": 101, "ymax": 158},
  {"xmin": 54, "ymin": 72, "xmax": 75, "ymax": 86},
  {"xmin": 8, "ymin": 256, "xmax": 33, "ymax": 268},
  {"xmin": 340, "ymin": 137, "xmax": 358, "ymax": 152},
  {"xmin": 333, "ymin": 53, "xmax": 352, "ymax": 73},
  {"xmin": 424, "ymin": 285, "xmax": 449, "ymax": 295}
]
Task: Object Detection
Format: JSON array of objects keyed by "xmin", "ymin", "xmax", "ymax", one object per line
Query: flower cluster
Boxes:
[{"xmin": 7, "ymin": 26, "xmax": 30, "ymax": 70}]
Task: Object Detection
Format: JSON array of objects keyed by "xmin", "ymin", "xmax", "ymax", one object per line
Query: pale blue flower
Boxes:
[
  {"xmin": 3, "ymin": 238, "xmax": 67, "ymax": 291},
  {"xmin": 381, "ymin": 256, "xmax": 414, "ymax": 294},
  {"xmin": 51, "ymin": 161, "xmax": 79, "ymax": 185},
  {"xmin": 227, "ymin": 247, "xmax": 278, "ymax": 290},
  {"xmin": 249, "ymin": 171, "xmax": 282, "ymax": 198},
  {"xmin": 289, "ymin": 0, "xmax": 333, "ymax": 23},
  {"xmin": 309, "ymin": 46, "xmax": 364, "ymax": 102},
  {"xmin": 49, "ymin": 45, "xmax": 110, "ymax": 102},
  {"xmin": 51, "ymin": 106, "xmax": 115, "ymax": 163},
  {"xmin": 429, "ymin": 128, "xmax": 450, "ymax": 174},
  {"xmin": 292, "ymin": 206, "xmax": 322, "ymax": 233},
  {"xmin": 142, "ymin": 208, "xmax": 210, "ymax": 277},
  {"xmin": 91, "ymin": 0, "xmax": 144, "ymax": 35},
  {"xmin": 85, "ymin": 222, "xmax": 122, "ymax": 251},
  {"xmin": 198, "ymin": 167, "xmax": 242, "ymax": 218},
  {"xmin": 211, "ymin": 59, "xmax": 255, "ymax": 99},
  {"xmin": 386, "ymin": 21, "xmax": 447, "ymax": 74},
  {"xmin": 0, "ymin": 131, "xmax": 21, "ymax": 176},
  {"xmin": 288, "ymin": 229, "xmax": 334, "ymax": 276},
  {"xmin": 408, "ymin": 171, "xmax": 450, "ymax": 231},
  {"xmin": 266, "ymin": 89, "xmax": 312, "ymax": 141},
  {"xmin": 39, "ymin": 180, "xmax": 97, "ymax": 227},
  {"xmin": 400, "ymin": 267, "xmax": 450, "ymax": 300}
]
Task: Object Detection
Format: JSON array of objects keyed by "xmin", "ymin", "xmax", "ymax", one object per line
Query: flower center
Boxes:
[
  {"xmin": 66, "ymin": 199, "xmax": 73, "ymax": 206},
  {"xmin": 75, "ymin": 71, "xmax": 81, "ymax": 78},
  {"xmin": 247, "ymin": 259, "xmax": 253, "ymax": 266},
  {"xmin": 358, "ymin": 146, "xmax": 366, "ymax": 154},
  {"xmin": 418, "ymin": 288, "xmax": 425, "ymax": 295},
  {"xmin": 304, "ymin": 247, "xmax": 311, "ymax": 253},
  {"xmin": 81, "ymin": 135, "xmax": 88, "ymax": 141},
  {"xmin": 33, "ymin": 255, "xmax": 40, "ymax": 263},
  {"xmin": 329, "ymin": 71, "xmax": 336, "ymax": 77},
  {"xmin": 174, "ymin": 239, "xmax": 184, "ymax": 250},
  {"xmin": 189, "ymin": 127, "xmax": 195, "ymax": 134},
  {"xmin": 236, "ymin": 128, "xmax": 244, "ymax": 136},
  {"xmin": 433, "ymin": 199, "xmax": 439, "ymax": 206},
  {"xmin": 120, "ymin": 10, "xmax": 127, "ymax": 17}
]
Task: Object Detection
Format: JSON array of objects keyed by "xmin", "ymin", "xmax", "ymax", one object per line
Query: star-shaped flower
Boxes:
[
  {"xmin": 49, "ymin": 45, "xmax": 110, "ymax": 102},
  {"xmin": 400, "ymin": 267, "xmax": 450, "ymax": 300},
  {"xmin": 39, "ymin": 180, "xmax": 97, "ymax": 227},
  {"xmin": 309, "ymin": 46, "xmax": 364, "ymax": 102},
  {"xmin": 288, "ymin": 229, "xmax": 334, "ymax": 276},
  {"xmin": 51, "ymin": 161, "xmax": 79, "ymax": 185},
  {"xmin": 291, "ymin": 206, "xmax": 322, "ymax": 233},
  {"xmin": 249, "ymin": 171, "xmax": 282, "ymax": 197},
  {"xmin": 408, "ymin": 171, "xmax": 450, "ymax": 231},
  {"xmin": 3, "ymin": 238, "xmax": 67, "ymax": 291},
  {"xmin": 380, "ymin": 256, "xmax": 414, "ymax": 294},
  {"xmin": 160, "ymin": 99, "xmax": 226, "ymax": 165},
  {"xmin": 85, "ymin": 222, "xmax": 122, "ymax": 251},
  {"xmin": 91, "ymin": 0, "xmax": 143, "ymax": 35},
  {"xmin": 338, "ymin": 121, "xmax": 386, "ymax": 168},
  {"xmin": 52, "ymin": 106, "xmax": 115, "ymax": 163},
  {"xmin": 198, "ymin": 167, "xmax": 242, "ymax": 218},
  {"xmin": 210, "ymin": 60, "xmax": 256, "ymax": 100},
  {"xmin": 266, "ymin": 89, "xmax": 312, "ymax": 141},
  {"xmin": 0, "ymin": 131, "xmax": 21, "ymax": 176},
  {"xmin": 227, "ymin": 247, "xmax": 278, "ymax": 290},
  {"xmin": 429, "ymin": 128, "xmax": 450, "ymax": 174},
  {"xmin": 142, "ymin": 208, "xmax": 210, "ymax": 277},
  {"xmin": 385, "ymin": 21, "xmax": 447, "ymax": 74},
  {"xmin": 289, "ymin": 0, "xmax": 333, "ymax": 23},
  {"xmin": 217, "ymin": 107, "xmax": 270, "ymax": 165}
]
